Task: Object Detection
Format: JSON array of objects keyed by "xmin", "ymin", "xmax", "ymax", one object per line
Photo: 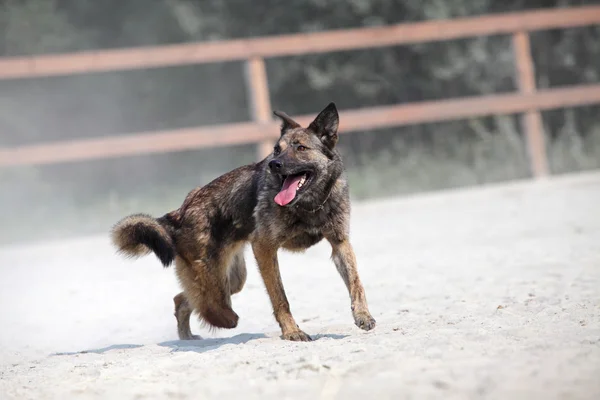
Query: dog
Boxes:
[{"xmin": 111, "ymin": 102, "xmax": 375, "ymax": 341}]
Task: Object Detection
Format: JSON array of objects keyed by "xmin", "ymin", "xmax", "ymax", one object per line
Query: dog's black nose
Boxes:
[{"xmin": 268, "ymin": 159, "xmax": 283, "ymax": 172}]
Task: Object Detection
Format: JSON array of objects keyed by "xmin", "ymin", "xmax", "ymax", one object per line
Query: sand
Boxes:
[{"xmin": 1, "ymin": 171, "xmax": 599, "ymax": 399}]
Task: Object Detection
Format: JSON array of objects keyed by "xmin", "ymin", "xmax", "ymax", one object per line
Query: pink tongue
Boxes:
[{"xmin": 274, "ymin": 175, "xmax": 303, "ymax": 206}]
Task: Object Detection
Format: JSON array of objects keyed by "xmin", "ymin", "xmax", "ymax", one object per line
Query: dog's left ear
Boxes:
[
  {"xmin": 308, "ymin": 102, "xmax": 339, "ymax": 149},
  {"xmin": 273, "ymin": 110, "xmax": 301, "ymax": 135}
]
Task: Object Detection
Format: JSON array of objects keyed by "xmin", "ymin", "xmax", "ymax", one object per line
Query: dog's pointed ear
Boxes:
[
  {"xmin": 308, "ymin": 102, "xmax": 339, "ymax": 149},
  {"xmin": 273, "ymin": 110, "xmax": 301, "ymax": 135}
]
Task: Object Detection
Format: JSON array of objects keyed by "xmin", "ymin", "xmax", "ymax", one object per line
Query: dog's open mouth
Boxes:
[{"xmin": 274, "ymin": 171, "xmax": 313, "ymax": 206}]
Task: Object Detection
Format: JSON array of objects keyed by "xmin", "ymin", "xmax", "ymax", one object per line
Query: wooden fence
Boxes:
[{"xmin": 1, "ymin": 5, "xmax": 600, "ymax": 178}]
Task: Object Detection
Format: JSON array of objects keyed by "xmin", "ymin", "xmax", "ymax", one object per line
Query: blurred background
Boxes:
[{"xmin": 0, "ymin": 0, "xmax": 599, "ymax": 245}]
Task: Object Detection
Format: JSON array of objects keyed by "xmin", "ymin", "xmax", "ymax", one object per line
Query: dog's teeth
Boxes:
[{"xmin": 298, "ymin": 176, "xmax": 307, "ymax": 189}]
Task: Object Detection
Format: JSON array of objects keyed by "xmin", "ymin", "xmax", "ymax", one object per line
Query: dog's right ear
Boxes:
[
  {"xmin": 273, "ymin": 110, "xmax": 301, "ymax": 135},
  {"xmin": 308, "ymin": 102, "xmax": 339, "ymax": 149}
]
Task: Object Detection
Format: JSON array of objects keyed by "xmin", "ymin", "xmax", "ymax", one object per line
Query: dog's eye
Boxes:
[
  {"xmin": 297, "ymin": 145, "xmax": 307, "ymax": 152},
  {"xmin": 273, "ymin": 146, "xmax": 281, "ymax": 155}
]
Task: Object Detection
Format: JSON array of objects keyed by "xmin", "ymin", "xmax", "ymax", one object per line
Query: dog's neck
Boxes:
[{"xmin": 295, "ymin": 186, "xmax": 333, "ymax": 213}]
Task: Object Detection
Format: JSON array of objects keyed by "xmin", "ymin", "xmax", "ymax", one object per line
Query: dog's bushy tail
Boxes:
[{"xmin": 110, "ymin": 213, "xmax": 176, "ymax": 267}]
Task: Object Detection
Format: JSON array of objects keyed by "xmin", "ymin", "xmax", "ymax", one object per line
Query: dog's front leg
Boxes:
[
  {"xmin": 328, "ymin": 237, "xmax": 376, "ymax": 331},
  {"xmin": 251, "ymin": 241, "xmax": 312, "ymax": 341}
]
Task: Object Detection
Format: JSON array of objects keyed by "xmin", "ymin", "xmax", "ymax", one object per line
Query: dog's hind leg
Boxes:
[
  {"xmin": 174, "ymin": 246, "xmax": 241, "ymax": 331},
  {"xmin": 182, "ymin": 257, "xmax": 239, "ymax": 329},
  {"xmin": 229, "ymin": 250, "xmax": 247, "ymax": 295},
  {"xmin": 173, "ymin": 292, "xmax": 202, "ymax": 340}
]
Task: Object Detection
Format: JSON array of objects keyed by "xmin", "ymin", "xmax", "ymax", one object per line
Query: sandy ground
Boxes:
[{"xmin": 1, "ymin": 172, "xmax": 599, "ymax": 400}]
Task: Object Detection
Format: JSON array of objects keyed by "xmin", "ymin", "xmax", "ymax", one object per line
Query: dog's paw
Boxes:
[
  {"xmin": 354, "ymin": 312, "xmax": 376, "ymax": 331},
  {"xmin": 282, "ymin": 330, "xmax": 313, "ymax": 342}
]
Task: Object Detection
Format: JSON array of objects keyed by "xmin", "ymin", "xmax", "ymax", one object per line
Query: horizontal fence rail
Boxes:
[
  {"xmin": 2, "ymin": 84, "xmax": 599, "ymax": 167},
  {"xmin": 1, "ymin": 6, "xmax": 599, "ymax": 79},
  {"xmin": 1, "ymin": 6, "xmax": 600, "ymax": 177}
]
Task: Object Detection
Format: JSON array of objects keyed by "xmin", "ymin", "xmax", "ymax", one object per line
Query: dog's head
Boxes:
[{"xmin": 266, "ymin": 102, "xmax": 343, "ymax": 208}]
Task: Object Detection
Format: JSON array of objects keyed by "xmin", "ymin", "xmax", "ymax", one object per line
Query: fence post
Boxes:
[
  {"xmin": 245, "ymin": 56, "xmax": 274, "ymax": 160},
  {"xmin": 512, "ymin": 31, "xmax": 549, "ymax": 178}
]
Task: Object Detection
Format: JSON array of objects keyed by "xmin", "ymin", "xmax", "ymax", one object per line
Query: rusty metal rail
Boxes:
[{"xmin": 1, "ymin": 5, "xmax": 600, "ymax": 177}]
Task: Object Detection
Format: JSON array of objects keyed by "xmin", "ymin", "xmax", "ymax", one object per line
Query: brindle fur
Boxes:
[{"xmin": 110, "ymin": 102, "xmax": 375, "ymax": 341}]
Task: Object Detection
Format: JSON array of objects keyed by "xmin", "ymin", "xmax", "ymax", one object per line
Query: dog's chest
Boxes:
[{"xmin": 284, "ymin": 211, "xmax": 331, "ymax": 239}]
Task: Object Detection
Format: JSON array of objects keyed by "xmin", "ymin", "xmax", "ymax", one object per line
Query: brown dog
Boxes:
[{"xmin": 111, "ymin": 102, "xmax": 375, "ymax": 341}]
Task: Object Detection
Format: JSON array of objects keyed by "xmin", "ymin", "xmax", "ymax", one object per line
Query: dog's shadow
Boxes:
[
  {"xmin": 159, "ymin": 332, "xmax": 348, "ymax": 353},
  {"xmin": 52, "ymin": 343, "xmax": 145, "ymax": 356},
  {"xmin": 51, "ymin": 332, "xmax": 348, "ymax": 357},
  {"xmin": 158, "ymin": 332, "xmax": 268, "ymax": 353}
]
